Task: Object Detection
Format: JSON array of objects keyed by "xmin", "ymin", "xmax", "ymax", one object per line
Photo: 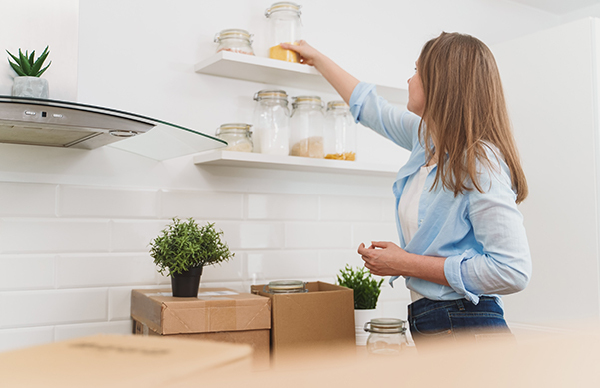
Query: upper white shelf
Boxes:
[
  {"xmin": 194, "ymin": 51, "xmax": 408, "ymax": 105},
  {"xmin": 193, "ymin": 150, "xmax": 399, "ymax": 177}
]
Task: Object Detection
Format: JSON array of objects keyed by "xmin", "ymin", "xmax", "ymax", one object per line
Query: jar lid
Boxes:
[
  {"xmin": 292, "ymin": 95, "xmax": 323, "ymax": 108},
  {"xmin": 254, "ymin": 89, "xmax": 289, "ymax": 102},
  {"xmin": 326, "ymin": 100, "xmax": 349, "ymax": 110},
  {"xmin": 364, "ymin": 318, "xmax": 407, "ymax": 334},
  {"xmin": 265, "ymin": 2, "xmax": 302, "ymax": 17},
  {"xmin": 214, "ymin": 29, "xmax": 253, "ymax": 43},
  {"xmin": 215, "ymin": 123, "xmax": 252, "ymax": 135},
  {"xmin": 266, "ymin": 280, "xmax": 307, "ymax": 293}
]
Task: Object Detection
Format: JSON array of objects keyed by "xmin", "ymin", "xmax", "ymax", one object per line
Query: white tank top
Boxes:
[{"xmin": 398, "ymin": 164, "xmax": 434, "ymax": 302}]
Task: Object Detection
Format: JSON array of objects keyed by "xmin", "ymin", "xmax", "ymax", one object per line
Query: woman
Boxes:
[{"xmin": 281, "ymin": 32, "xmax": 531, "ymax": 346}]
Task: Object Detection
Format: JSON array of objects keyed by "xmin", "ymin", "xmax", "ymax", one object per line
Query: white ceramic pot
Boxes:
[
  {"xmin": 354, "ymin": 308, "xmax": 380, "ymax": 346},
  {"xmin": 12, "ymin": 76, "xmax": 49, "ymax": 99}
]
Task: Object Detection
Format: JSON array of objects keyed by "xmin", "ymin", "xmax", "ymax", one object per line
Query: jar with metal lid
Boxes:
[
  {"xmin": 265, "ymin": 2, "xmax": 302, "ymax": 62},
  {"xmin": 264, "ymin": 280, "xmax": 308, "ymax": 294},
  {"xmin": 215, "ymin": 123, "xmax": 253, "ymax": 152},
  {"xmin": 324, "ymin": 101, "xmax": 357, "ymax": 161},
  {"xmin": 252, "ymin": 89, "xmax": 290, "ymax": 155},
  {"xmin": 289, "ymin": 96, "xmax": 324, "ymax": 158},
  {"xmin": 214, "ymin": 28, "xmax": 255, "ymax": 55},
  {"xmin": 364, "ymin": 318, "xmax": 409, "ymax": 355}
]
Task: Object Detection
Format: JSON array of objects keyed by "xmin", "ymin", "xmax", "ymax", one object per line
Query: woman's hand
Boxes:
[
  {"xmin": 358, "ymin": 241, "xmax": 412, "ymax": 277},
  {"xmin": 280, "ymin": 40, "xmax": 322, "ymax": 66},
  {"xmin": 279, "ymin": 40, "xmax": 359, "ymax": 104},
  {"xmin": 358, "ymin": 242, "xmax": 451, "ymax": 286}
]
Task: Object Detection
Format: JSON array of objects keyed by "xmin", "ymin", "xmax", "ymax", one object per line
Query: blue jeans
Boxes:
[{"xmin": 408, "ymin": 296, "xmax": 511, "ymax": 347}]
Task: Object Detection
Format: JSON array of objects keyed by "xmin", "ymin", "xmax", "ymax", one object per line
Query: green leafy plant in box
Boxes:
[
  {"xmin": 336, "ymin": 265, "xmax": 384, "ymax": 310},
  {"xmin": 150, "ymin": 217, "xmax": 234, "ymax": 277},
  {"xmin": 6, "ymin": 46, "xmax": 51, "ymax": 77}
]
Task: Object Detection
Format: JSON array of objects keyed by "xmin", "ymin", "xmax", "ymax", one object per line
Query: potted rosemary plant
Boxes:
[
  {"xmin": 6, "ymin": 45, "xmax": 52, "ymax": 99},
  {"xmin": 337, "ymin": 264, "xmax": 384, "ymax": 345},
  {"xmin": 149, "ymin": 218, "xmax": 234, "ymax": 297}
]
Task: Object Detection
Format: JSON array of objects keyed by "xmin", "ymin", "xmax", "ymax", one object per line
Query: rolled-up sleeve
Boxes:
[
  {"xmin": 349, "ymin": 82, "xmax": 421, "ymax": 151},
  {"xmin": 444, "ymin": 161, "xmax": 532, "ymax": 304}
]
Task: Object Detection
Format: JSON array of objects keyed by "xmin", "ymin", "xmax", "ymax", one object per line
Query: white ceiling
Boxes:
[{"xmin": 507, "ymin": 0, "xmax": 600, "ymax": 14}]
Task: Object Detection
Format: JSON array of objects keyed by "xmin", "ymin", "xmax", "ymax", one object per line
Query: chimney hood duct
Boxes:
[{"xmin": 0, "ymin": 96, "xmax": 226, "ymax": 160}]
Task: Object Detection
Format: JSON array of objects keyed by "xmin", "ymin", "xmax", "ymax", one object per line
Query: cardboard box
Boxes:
[
  {"xmin": 251, "ymin": 281, "xmax": 355, "ymax": 360},
  {"xmin": 131, "ymin": 288, "xmax": 271, "ymax": 369},
  {"xmin": 0, "ymin": 334, "xmax": 252, "ymax": 388},
  {"xmin": 133, "ymin": 320, "xmax": 270, "ymax": 370}
]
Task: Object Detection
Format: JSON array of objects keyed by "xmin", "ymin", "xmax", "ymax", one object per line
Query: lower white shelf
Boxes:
[{"xmin": 193, "ymin": 150, "xmax": 400, "ymax": 177}]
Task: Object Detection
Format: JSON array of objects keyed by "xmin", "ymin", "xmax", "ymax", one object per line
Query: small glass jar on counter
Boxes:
[
  {"xmin": 252, "ymin": 89, "xmax": 290, "ymax": 155},
  {"xmin": 265, "ymin": 2, "xmax": 302, "ymax": 62},
  {"xmin": 264, "ymin": 280, "xmax": 308, "ymax": 294},
  {"xmin": 215, "ymin": 123, "xmax": 253, "ymax": 152},
  {"xmin": 364, "ymin": 318, "xmax": 409, "ymax": 356},
  {"xmin": 214, "ymin": 28, "xmax": 255, "ymax": 55},
  {"xmin": 324, "ymin": 101, "xmax": 357, "ymax": 161},
  {"xmin": 289, "ymin": 95, "xmax": 324, "ymax": 158}
]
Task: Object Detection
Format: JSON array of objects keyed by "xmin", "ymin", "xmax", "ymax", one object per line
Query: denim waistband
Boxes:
[{"xmin": 408, "ymin": 296, "xmax": 499, "ymax": 317}]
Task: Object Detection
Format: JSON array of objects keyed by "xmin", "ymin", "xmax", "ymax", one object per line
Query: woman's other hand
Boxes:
[
  {"xmin": 358, "ymin": 242, "xmax": 450, "ymax": 286},
  {"xmin": 358, "ymin": 241, "xmax": 409, "ymax": 277},
  {"xmin": 280, "ymin": 40, "xmax": 321, "ymax": 66}
]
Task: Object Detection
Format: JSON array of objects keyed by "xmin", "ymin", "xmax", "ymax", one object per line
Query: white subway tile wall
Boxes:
[
  {"xmin": 58, "ymin": 186, "xmax": 160, "ymax": 218},
  {"xmin": 0, "ymin": 326, "xmax": 55, "ymax": 352},
  {"xmin": 0, "ymin": 219, "xmax": 111, "ymax": 254},
  {"xmin": 0, "ymin": 181, "xmax": 409, "ymax": 351}
]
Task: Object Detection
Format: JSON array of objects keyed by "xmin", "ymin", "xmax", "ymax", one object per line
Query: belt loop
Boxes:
[{"xmin": 456, "ymin": 299, "xmax": 465, "ymax": 311}]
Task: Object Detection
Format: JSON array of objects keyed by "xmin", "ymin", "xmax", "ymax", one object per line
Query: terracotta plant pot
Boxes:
[{"xmin": 170, "ymin": 265, "xmax": 203, "ymax": 297}]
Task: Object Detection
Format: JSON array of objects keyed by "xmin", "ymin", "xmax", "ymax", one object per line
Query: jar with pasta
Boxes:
[
  {"xmin": 324, "ymin": 101, "xmax": 357, "ymax": 161},
  {"xmin": 265, "ymin": 2, "xmax": 302, "ymax": 63},
  {"xmin": 214, "ymin": 29, "xmax": 255, "ymax": 55},
  {"xmin": 289, "ymin": 95, "xmax": 324, "ymax": 158},
  {"xmin": 215, "ymin": 123, "xmax": 253, "ymax": 152}
]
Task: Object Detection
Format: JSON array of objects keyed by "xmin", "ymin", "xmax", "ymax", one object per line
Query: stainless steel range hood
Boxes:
[{"xmin": 0, "ymin": 96, "xmax": 226, "ymax": 160}]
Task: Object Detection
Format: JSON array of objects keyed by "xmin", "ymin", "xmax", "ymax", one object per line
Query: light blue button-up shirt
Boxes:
[{"xmin": 349, "ymin": 82, "xmax": 532, "ymax": 305}]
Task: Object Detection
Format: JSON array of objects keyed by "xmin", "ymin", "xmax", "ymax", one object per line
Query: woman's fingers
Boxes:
[{"xmin": 371, "ymin": 241, "xmax": 389, "ymax": 249}]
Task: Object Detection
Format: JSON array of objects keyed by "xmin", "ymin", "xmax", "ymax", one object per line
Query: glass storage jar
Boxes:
[
  {"xmin": 214, "ymin": 28, "xmax": 255, "ymax": 55},
  {"xmin": 265, "ymin": 2, "xmax": 302, "ymax": 62},
  {"xmin": 289, "ymin": 95, "xmax": 324, "ymax": 158},
  {"xmin": 264, "ymin": 280, "xmax": 308, "ymax": 294},
  {"xmin": 364, "ymin": 318, "xmax": 409, "ymax": 356},
  {"xmin": 252, "ymin": 89, "xmax": 290, "ymax": 155},
  {"xmin": 324, "ymin": 101, "xmax": 357, "ymax": 161},
  {"xmin": 215, "ymin": 123, "xmax": 253, "ymax": 152}
]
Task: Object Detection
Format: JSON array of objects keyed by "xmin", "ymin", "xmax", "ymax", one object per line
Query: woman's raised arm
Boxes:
[{"xmin": 280, "ymin": 41, "xmax": 359, "ymax": 104}]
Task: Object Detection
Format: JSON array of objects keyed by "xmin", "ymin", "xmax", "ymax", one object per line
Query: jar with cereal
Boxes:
[
  {"xmin": 214, "ymin": 29, "xmax": 255, "ymax": 55},
  {"xmin": 324, "ymin": 101, "xmax": 357, "ymax": 161},
  {"xmin": 289, "ymin": 96, "xmax": 324, "ymax": 158}
]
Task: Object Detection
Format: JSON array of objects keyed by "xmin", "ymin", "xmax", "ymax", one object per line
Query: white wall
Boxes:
[
  {"xmin": 0, "ymin": 0, "xmax": 78, "ymax": 101},
  {"xmin": 492, "ymin": 18, "xmax": 600, "ymax": 332},
  {"xmin": 0, "ymin": 0, "xmax": 563, "ymax": 351}
]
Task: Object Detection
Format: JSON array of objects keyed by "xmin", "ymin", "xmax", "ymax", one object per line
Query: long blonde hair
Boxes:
[{"xmin": 418, "ymin": 32, "xmax": 528, "ymax": 203}]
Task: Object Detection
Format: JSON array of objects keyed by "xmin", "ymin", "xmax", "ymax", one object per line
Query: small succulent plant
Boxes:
[{"xmin": 6, "ymin": 46, "xmax": 51, "ymax": 77}]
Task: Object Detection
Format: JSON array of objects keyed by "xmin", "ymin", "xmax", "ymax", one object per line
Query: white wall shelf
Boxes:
[
  {"xmin": 194, "ymin": 51, "xmax": 408, "ymax": 105},
  {"xmin": 193, "ymin": 150, "xmax": 399, "ymax": 177}
]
